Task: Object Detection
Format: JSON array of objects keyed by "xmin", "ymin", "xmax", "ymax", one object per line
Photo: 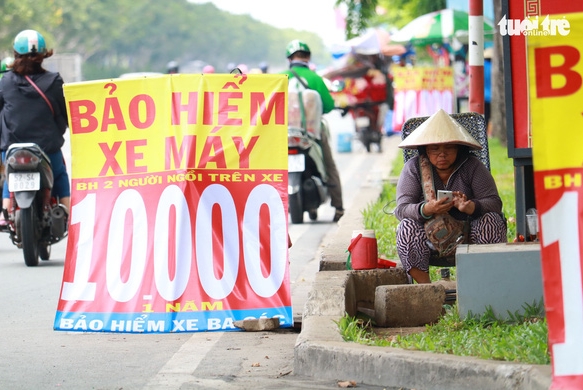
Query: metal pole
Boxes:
[{"xmin": 468, "ymin": 0, "xmax": 484, "ymax": 114}]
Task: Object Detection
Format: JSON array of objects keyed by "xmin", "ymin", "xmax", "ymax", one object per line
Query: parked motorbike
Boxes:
[
  {"xmin": 287, "ymin": 125, "xmax": 329, "ymax": 224},
  {"xmin": 1, "ymin": 143, "xmax": 68, "ymax": 266},
  {"xmin": 343, "ymin": 101, "xmax": 384, "ymax": 152}
]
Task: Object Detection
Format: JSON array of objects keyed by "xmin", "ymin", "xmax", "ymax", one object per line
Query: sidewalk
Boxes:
[{"xmin": 292, "ymin": 135, "xmax": 552, "ymax": 390}]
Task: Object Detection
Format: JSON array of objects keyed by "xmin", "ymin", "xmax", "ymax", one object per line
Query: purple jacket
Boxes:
[{"xmin": 394, "ymin": 154, "xmax": 503, "ymax": 223}]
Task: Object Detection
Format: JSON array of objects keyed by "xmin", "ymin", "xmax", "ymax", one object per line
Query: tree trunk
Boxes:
[{"xmin": 491, "ymin": 0, "xmax": 507, "ymax": 145}]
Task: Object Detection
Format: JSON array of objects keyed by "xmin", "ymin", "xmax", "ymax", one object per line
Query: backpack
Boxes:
[{"xmin": 287, "ymin": 69, "xmax": 323, "ymax": 140}]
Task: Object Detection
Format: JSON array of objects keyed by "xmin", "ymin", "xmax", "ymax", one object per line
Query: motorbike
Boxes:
[
  {"xmin": 1, "ymin": 143, "xmax": 68, "ymax": 266},
  {"xmin": 343, "ymin": 101, "xmax": 384, "ymax": 153},
  {"xmin": 287, "ymin": 124, "xmax": 329, "ymax": 224}
]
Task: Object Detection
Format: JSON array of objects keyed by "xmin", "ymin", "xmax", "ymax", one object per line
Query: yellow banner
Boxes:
[
  {"xmin": 64, "ymin": 74, "xmax": 288, "ymax": 178},
  {"xmin": 392, "ymin": 66, "xmax": 454, "ymax": 91},
  {"xmin": 528, "ymin": 12, "xmax": 583, "ymax": 171}
]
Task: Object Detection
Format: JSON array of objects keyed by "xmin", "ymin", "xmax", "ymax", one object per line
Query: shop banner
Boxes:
[
  {"xmin": 392, "ymin": 66, "xmax": 455, "ymax": 131},
  {"xmin": 528, "ymin": 12, "xmax": 583, "ymax": 388},
  {"xmin": 54, "ymin": 74, "xmax": 291, "ymax": 333}
]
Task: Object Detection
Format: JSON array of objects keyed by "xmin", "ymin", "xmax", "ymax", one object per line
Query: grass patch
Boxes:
[{"xmin": 337, "ymin": 302, "xmax": 549, "ymax": 364}]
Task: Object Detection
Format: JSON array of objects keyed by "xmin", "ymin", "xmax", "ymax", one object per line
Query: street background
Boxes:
[{"xmin": 0, "ymin": 111, "xmax": 393, "ymax": 389}]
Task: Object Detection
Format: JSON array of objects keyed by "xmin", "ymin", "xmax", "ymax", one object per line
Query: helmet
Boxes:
[
  {"xmin": 259, "ymin": 61, "xmax": 269, "ymax": 73},
  {"xmin": 1, "ymin": 57, "xmax": 14, "ymax": 72},
  {"xmin": 286, "ymin": 40, "xmax": 310, "ymax": 58},
  {"xmin": 202, "ymin": 65, "xmax": 215, "ymax": 74},
  {"xmin": 167, "ymin": 61, "xmax": 179, "ymax": 74},
  {"xmin": 236, "ymin": 63, "xmax": 248, "ymax": 74},
  {"xmin": 13, "ymin": 30, "xmax": 47, "ymax": 55}
]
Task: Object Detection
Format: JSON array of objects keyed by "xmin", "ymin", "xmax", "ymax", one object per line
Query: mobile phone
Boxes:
[{"xmin": 437, "ymin": 190, "xmax": 453, "ymax": 202}]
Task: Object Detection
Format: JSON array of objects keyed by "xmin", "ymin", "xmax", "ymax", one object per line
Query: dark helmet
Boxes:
[
  {"xmin": 286, "ymin": 40, "xmax": 310, "ymax": 59},
  {"xmin": 167, "ymin": 61, "xmax": 179, "ymax": 74},
  {"xmin": 259, "ymin": 61, "xmax": 269, "ymax": 73}
]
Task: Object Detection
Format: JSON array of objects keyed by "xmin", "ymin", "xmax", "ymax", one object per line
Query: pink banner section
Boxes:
[{"xmin": 392, "ymin": 66, "xmax": 455, "ymax": 131}]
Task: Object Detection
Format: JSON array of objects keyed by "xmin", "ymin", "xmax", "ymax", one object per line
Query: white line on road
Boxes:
[{"xmin": 144, "ymin": 331, "xmax": 223, "ymax": 389}]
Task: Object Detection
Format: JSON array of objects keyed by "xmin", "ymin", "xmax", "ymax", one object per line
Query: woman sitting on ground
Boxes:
[{"xmin": 394, "ymin": 109, "xmax": 507, "ymax": 284}]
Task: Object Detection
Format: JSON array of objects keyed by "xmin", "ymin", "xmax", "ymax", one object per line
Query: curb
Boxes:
[{"xmin": 293, "ymin": 136, "xmax": 552, "ymax": 389}]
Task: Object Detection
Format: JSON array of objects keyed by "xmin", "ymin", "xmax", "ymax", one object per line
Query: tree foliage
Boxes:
[
  {"xmin": 336, "ymin": 0, "xmax": 447, "ymax": 38},
  {"xmin": 0, "ymin": 0, "xmax": 329, "ymax": 80},
  {"xmin": 335, "ymin": 0, "xmax": 378, "ymax": 39}
]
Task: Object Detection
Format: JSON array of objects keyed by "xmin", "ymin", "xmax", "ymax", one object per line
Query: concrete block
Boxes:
[
  {"xmin": 350, "ymin": 268, "xmax": 409, "ymax": 312},
  {"xmin": 302, "ymin": 271, "xmax": 353, "ymax": 319},
  {"xmin": 374, "ymin": 284, "xmax": 446, "ymax": 327},
  {"xmin": 456, "ymin": 243, "xmax": 543, "ymax": 319},
  {"xmin": 233, "ymin": 318, "xmax": 280, "ymax": 331}
]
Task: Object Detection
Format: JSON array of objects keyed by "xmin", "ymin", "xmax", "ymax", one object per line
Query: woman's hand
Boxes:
[
  {"xmin": 423, "ymin": 197, "xmax": 454, "ymax": 216},
  {"xmin": 453, "ymin": 191, "xmax": 476, "ymax": 215}
]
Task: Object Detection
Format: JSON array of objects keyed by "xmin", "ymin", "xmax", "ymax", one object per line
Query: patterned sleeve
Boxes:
[{"xmin": 394, "ymin": 157, "xmax": 426, "ymax": 222}]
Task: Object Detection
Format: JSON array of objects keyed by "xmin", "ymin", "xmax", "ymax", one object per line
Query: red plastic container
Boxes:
[{"xmin": 347, "ymin": 230, "xmax": 378, "ymax": 270}]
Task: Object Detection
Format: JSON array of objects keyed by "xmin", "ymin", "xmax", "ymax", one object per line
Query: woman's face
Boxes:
[{"xmin": 425, "ymin": 144, "xmax": 459, "ymax": 170}]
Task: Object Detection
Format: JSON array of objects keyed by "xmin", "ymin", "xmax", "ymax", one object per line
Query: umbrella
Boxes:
[
  {"xmin": 391, "ymin": 9, "xmax": 494, "ymax": 46},
  {"xmin": 321, "ymin": 52, "xmax": 376, "ymax": 79},
  {"xmin": 330, "ymin": 27, "xmax": 406, "ymax": 58}
]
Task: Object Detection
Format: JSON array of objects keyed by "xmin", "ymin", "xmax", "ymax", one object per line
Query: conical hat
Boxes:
[{"xmin": 398, "ymin": 109, "xmax": 482, "ymax": 150}]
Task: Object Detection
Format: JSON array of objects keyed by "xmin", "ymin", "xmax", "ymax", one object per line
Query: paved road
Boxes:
[{"xmin": 0, "ymin": 111, "xmax": 394, "ymax": 389}]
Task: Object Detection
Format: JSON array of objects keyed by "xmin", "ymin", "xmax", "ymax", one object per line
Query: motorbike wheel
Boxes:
[
  {"xmin": 289, "ymin": 192, "xmax": 304, "ymax": 224},
  {"xmin": 40, "ymin": 242, "xmax": 51, "ymax": 261},
  {"xmin": 20, "ymin": 204, "xmax": 40, "ymax": 267}
]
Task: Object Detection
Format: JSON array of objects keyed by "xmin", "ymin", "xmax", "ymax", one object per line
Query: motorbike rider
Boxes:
[
  {"xmin": 259, "ymin": 61, "xmax": 269, "ymax": 74},
  {"xmin": 1, "ymin": 56, "xmax": 14, "ymax": 79},
  {"xmin": 282, "ymin": 40, "xmax": 344, "ymax": 222},
  {"xmin": 202, "ymin": 64, "xmax": 215, "ymax": 74},
  {"xmin": 167, "ymin": 61, "xmax": 179, "ymax": 74},
  {"xmin": 0, "ymin": 30, "xmax": 70, "ymax": 226}
]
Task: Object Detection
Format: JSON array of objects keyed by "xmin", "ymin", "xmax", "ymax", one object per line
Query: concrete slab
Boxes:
[
  {"xmin": 457, "ymin": 243, "xmax": 543, "ymax": 319},
  {"xmin": 294, "ymin": 315, "xmax": 551, "ymax": 390}
]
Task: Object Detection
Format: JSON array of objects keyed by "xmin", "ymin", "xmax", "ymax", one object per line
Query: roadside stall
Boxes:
[
  {"xmin": 390, "ymin": 8, "xmax": 494, "ymax": 130},
  {"xmin": 324, "ymin": 28, "xmax": 405, "ymax": 151}
]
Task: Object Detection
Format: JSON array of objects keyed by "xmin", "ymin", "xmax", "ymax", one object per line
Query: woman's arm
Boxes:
[{"xmin": 394, "ymin": 158, "xmax": 426, "ymax": 222}]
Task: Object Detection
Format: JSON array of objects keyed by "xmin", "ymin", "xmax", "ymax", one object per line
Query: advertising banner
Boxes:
[
  {"xmin": 392, "ymin": 66, "xmax": 454, "ymax": 131},
  {"xmin": 528, "ymin": 12, "xmax": 583, "ymax": 388},
  {"xmin": 504, "ymin": 0, "xmax": 582, "ymax": 154},
  {"xmin": 54, "ymin": 74, "xmax": 292, "ymax": 333}
]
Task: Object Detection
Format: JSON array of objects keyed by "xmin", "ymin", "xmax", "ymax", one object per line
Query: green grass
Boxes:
[
  {"xmin": 337, "ymin": 302, "xmax": 550, "ymax": 365},
  {"xmin": 351, "ymin": 137, "xmax": 550, "ymax": 364}
]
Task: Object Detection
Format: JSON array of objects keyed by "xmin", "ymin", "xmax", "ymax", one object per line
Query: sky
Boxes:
[{"xmin": 188, "ymin": 0, "xmax": 347, "ymax": 46}]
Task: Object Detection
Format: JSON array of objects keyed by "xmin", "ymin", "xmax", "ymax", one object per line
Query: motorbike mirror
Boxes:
[{"xmin": 330, "ymin": 79, "xmax": 345, "ymax": 93}]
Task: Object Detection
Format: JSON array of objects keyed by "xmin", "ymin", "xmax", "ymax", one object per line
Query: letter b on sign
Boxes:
[{"xmin": 535, "ymin": 46, "xmax": 582, "ymax": 98}]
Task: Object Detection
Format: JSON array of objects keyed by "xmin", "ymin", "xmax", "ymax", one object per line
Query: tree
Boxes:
[
  {"xmin": 335, "ymin": 0, "xmax": 447, "ymax": 39},
  {"xmin": 335, "ymin": 0, "xmax": 378, "ymax": 39}
]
